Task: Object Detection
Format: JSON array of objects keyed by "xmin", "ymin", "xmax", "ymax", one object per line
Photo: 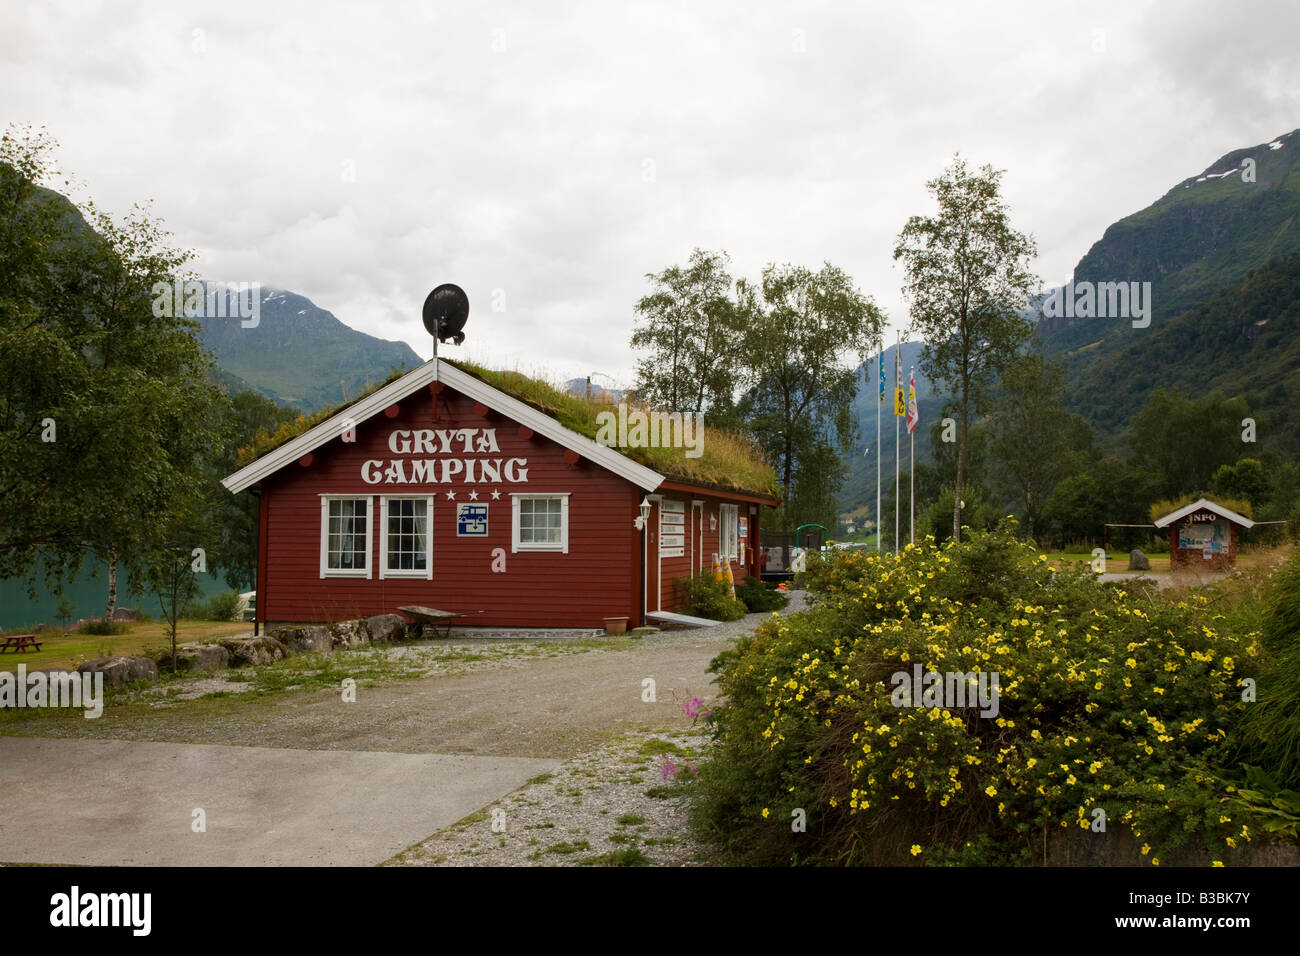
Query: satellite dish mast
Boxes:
[{"xmin": 422, "ymin": 283, "xmax": 470, "ymax": 370}]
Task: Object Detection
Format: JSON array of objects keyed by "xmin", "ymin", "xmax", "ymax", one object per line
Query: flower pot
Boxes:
[{"xmin": 602, "ymin": 616, "xmax": 629, "ymax": 635}]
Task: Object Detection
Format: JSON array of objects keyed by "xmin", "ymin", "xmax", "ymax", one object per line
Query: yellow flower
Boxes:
[
  {"xmin": 761, "ymin": 808, "xmax": 769, "ymax": 819},
  {"xmin": 1211, "ymin": 861, "xmax": 1224, "ymax": 867},
  {"xmin": 985, "ymin": 785, "xmax": 998, "ymax": 797},
  {"xmin": 910, "ymin": 844, "xmax": 922, "ymax": 856}
]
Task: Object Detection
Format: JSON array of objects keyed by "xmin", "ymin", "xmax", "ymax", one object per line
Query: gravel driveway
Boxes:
[{"xmin": 2, "ymin": 593, "xmax": 807, "ymax": 866}]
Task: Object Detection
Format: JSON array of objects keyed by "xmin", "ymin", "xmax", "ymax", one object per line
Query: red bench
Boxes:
[{"xmin": 0, "ymin": 634, "xmax": 43, "ymax": 654}]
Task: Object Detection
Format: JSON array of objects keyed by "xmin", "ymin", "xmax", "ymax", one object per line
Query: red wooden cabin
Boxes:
[{"xmin": 222, "ymin": 359, "xmax": 778, "ymax": 629}]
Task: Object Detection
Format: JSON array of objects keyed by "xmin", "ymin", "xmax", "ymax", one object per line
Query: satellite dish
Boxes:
[{"xmin": 422, "ymin": 283, "xmax": 469, "ymax": 345}]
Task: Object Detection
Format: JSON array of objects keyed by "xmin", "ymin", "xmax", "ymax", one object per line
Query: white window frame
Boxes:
[
  {"xmin": 379, "ymin": 494, "xmax": 434, "ymax": 580},
  {"xmin": 320, "ymin": 495, "xmax": 373, "ymax": 579},
  {"xmin": 511, "ymin": 493, "xmax": 570, "ymax": 553},
  {"xmin": 719, "ymin": 503, "xmax": 739, "ymax": 562}
]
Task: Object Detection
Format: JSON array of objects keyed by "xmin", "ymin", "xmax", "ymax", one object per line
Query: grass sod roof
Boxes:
[
  {"xmin": 1148, "ymin": 494, "xmax": 1254, "ymax": 523},
  {"xmin": 236, "ymin": 359, "xmax": 779, "ymax": 499}
]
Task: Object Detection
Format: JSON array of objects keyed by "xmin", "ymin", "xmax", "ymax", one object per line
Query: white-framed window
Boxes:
[
  {"xmin": 719, "ymin": 503, "xmax": 739, "ymax": 562},
  {"xmin": 380, "ymin": 495, "xmax": 433, "ymax": 580},
  {"xmin": 320, "ymin": 495, "xmax": 372, "ymax": 578},
  {"xmin": 511, "ymin": 493, "xmax": 570, "ymax": 553}
]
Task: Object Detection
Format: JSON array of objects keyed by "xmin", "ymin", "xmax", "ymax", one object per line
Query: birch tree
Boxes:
[{"xmin": 894, "ymin": 156, "xmax": 1039, "ymax": 541}]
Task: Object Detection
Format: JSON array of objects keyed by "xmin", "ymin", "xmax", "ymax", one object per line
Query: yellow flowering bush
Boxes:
[{"xmin": 693, "ymin": 523, "xmax": 1261, "ymax": 865}]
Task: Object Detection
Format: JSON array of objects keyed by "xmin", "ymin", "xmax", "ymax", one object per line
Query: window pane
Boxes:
[
  {"xmin": 327, "ymin": 498, "xmax": 368, "ymax": 570},
  {"xmin": 385, "ymin": 499, "xmax": 428, "ymax": 571},
  {"xmin": 519, "ymin": 497, "xmax": 562, "ymax": 545}
]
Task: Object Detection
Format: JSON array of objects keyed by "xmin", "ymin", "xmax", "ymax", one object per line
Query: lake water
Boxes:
[{"xmin": 0, "ymin": 556, "xmax": 243, "ymax": 631}]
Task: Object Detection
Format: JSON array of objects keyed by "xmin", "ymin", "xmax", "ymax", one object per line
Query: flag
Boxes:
[
  {"xmin": 878, "ymin": 347, "xmax": 885, "ymax": 402},
  {"xmin": 893, "ymin": 344, "xmax": 905, "ymax": 417},
  {"xmin": 906, "ymin": 367, "xmax": 919, "ymax": 434}
]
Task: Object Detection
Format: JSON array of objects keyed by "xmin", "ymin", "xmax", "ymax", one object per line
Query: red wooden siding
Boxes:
[
  {"xmin": 253, "ymin": 377, "xmax": 774, "ymax": 628},
  {"xmin": 650, "ymin": 494, "xmax": 760, "ymax": 611},
  {"xmin": 259, "ymin": 384, "xmax": 643, "ymax": 627}
]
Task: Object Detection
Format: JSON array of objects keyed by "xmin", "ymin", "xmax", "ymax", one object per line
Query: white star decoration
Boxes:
[
  {"xmin": 490, "ymin": 489, "xmax": 501, "ymax": 500},
  {"xmin": 467, "ymin": 490, "xmax": 479, "ymax": 500},
  {"xmin": 445, "ymin": 490, "xmax": 456, "ymax": 500}
]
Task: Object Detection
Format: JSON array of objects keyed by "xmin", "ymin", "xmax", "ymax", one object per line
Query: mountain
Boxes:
[
  {"xmin": 564, "ymin": 377, "xmax": 627, "ymax": 403},
  {"xmin": 193, "ymin": 286, "xmax": 424, "ymax": 412},
  {"xmin": 1059, "ymin": 252, "xmax": 1300, "ymax": 458},
  {"xmin": 1034, "ymin": 128, "xmax": 1300, "ymax": 452},
  {"xmin": 1039, "ymin": 128, "xmax": 1300, "ymax": 443}
]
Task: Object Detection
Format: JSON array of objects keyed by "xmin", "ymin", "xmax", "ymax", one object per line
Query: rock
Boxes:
[
  {"xmin": 1129, "ymin": 549, "xmax": 1151, "ymax": 571},
  {"xmin": 179, "ymin": 644, "xmax": 229, "ymax": 674},
  {"xmin": 77, "ymin": 655, "xmax": 158, "ymax": 688},
  {"xmin": 269, "ymin": 625, "xmax": 332, "ymax": 654},
  {"xmin": 111, "ymin": 607, "xmax": 138, "ymax": 622},
  {"xmin": 365, "ymin": 613, "xmax": 409, "ymax": 644},
  {"xmin": 220, "ymin": 636, "xmax": 288, "ymax": 667},
  {"xmin": 329, "ymin": 620, "xmax": 369, "ymax": 649}
]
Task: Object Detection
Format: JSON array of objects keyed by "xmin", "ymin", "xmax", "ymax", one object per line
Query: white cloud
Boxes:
[{"xmin": 4, "ymin": 0, "xmax": 1297, "ymax": 385}]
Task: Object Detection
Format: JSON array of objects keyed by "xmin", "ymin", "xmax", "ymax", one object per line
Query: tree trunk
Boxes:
[
  {"xmin": 105, "ymin": 547, "xmax": 118, "ymax": 622},
  {"xmin": 954, "ymin": 391, "xmax": 968, "ymax": 543}
]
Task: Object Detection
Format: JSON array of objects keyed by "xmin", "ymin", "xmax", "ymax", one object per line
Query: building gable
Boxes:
[{"xmin": 222, "ymin": 360, "xmax": 664, "ymax": 495}]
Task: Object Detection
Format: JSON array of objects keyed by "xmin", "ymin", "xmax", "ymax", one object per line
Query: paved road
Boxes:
[{"xmin": 0, "ymin": 737, "xmax": 556, "ymax": 866}]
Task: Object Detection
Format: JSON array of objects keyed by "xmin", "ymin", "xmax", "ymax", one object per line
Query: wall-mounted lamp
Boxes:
[
  {"xmin": 635, "ymin": 497, "xmax": 651, "ymax": 530},
  {"xmin": 710, "ymin": 514, "xmax": 717, "ymax": 532}
]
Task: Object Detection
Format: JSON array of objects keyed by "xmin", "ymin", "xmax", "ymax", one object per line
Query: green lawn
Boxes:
[
  {"xmin": 1041, "ymin": 551, "xmax": 1171, "ymax": 572},
  {"xmin": 0, "ymin": 619, "xmax": 251, "ymax": 673}
]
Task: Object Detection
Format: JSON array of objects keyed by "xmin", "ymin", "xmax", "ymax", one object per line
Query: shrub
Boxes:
[
  {"xmin": 78, "ymin": 618, "xmax": 127, "ymax": 636},
  {"xmin": 735, "ymin": 576, "xmax": 789, "ymax": 613},
  {"xmin": 694, "ymin": 522, "xmax": 1263, "ymax": 866},
  {"xmin": 191, "ymin": 590, "xmax": 243, "ymax": 622},
  {"xmin": 674, "ymin": 575, "xmax": 746, "ymax": 622},
  {"xmin": 1240, "ymin": 552, "xmax": 1300, "ymax": 788}
]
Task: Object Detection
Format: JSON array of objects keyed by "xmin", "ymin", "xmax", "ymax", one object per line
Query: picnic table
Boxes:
[
  {"xmin": 0, "ymin": 633, "xmax": 43, "ymax": 654},
  {"xmin": 397, "ymin": 606, "xmax": 484, "ymax": 639}
]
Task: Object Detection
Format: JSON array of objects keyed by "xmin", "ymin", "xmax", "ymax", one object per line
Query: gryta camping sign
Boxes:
[{"xmin": 361, "ymin": 428, "xmax": 529, "ymax": 484}]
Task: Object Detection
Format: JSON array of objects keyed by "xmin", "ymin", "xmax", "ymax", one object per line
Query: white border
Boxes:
[
  {"xmin": 511, "ymin": 492, "xmax": 570, "ymax": 553},
  {"xmin": 719, "ymin": 503, "xmax": 739, "ymax": 562},
  {"xmin": 379, "ymin": 495, "xmax": 434, "ymax": 580},
  {"xmin": 320, "ymin": 494, "xmax": 373, "ymax": 579}
]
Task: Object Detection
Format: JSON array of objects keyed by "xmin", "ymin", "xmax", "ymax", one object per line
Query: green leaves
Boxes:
[
  {"xmin": 894, "ymin": 155, "xmax": 1039, "ymax": 540},
  {"xmin": 0, "ymin": 124, "xmax": 226, "ymax": 596},
  {"xmin": 630, "ymin": 248, "xmax": 743, "ymax": 414},
  {"xmin": 629, "ymin": 250, "xmax": 885, "ymax": 530}
]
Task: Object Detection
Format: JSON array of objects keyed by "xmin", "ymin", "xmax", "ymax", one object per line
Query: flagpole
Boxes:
[
  {"xmin": 895, "ymin": 330, "xmax": 901, "ymax": 556},
  {"xmin": 910, "ymin": 365, "xmax": 915, "ymax": 547},
  {"xmin": 876, "ymin": 340, "xmax": 882, "ymax": 553}
]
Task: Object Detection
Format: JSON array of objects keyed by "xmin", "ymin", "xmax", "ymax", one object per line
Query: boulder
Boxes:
[
  {"xmin": 220, "ymin": 636, "xmax": 288, "ymax": 667},
  {"xmin": 269, "ymin": 624, "xmax": 332, "ymax": 654},
  {"xmin": 365, "ymin": 613, "xmax": 409, "ymax": 644},
  {"xmin": 1129, "ymin": 549, "xmax": 1151, "ymax": 571},
  {"xmin": 329, "ymin": 619, "xmax": 369, "ymax": 649},
  {"xmin": 176, "ymin": 644, "xmax": 229, "ymax": 674},
  {"xmin": 77, "ymin": 655, "xmax": 158, "ymax": 688},
  {"xmin": 111, "ymin": 607, "xmax": 138, "ymax": 622}
]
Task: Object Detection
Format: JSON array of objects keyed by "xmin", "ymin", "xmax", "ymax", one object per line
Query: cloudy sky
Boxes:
[{"xmin": 3, "ymin": 0, "xmax": 1297, "ymax": 388}]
